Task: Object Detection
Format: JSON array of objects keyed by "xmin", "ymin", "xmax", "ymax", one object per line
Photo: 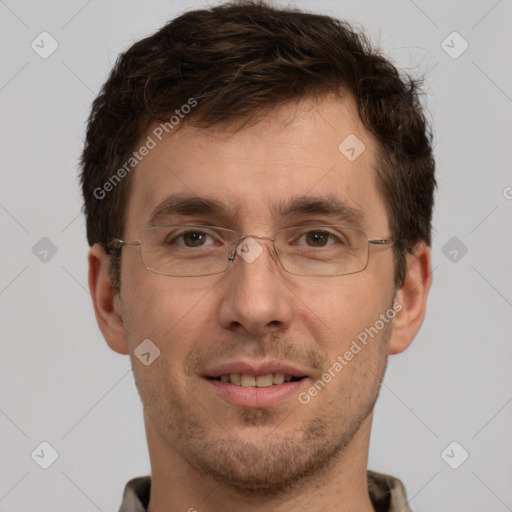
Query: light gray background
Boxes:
[{"xmin": 1, "ymin": 1, "xmax": 511, "ymax": 511}]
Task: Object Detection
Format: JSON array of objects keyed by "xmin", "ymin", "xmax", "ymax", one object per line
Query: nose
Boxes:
[{"xmin": 218, "ymin": 236, "xmax": 294, "ymax": 336}]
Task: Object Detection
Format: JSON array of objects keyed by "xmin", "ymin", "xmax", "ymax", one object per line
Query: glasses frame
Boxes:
[{"xmin": 109, "ymin": 224, "xmax": 394, "ymax": 277}]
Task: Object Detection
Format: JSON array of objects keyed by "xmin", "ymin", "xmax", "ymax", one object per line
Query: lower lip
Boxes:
[{"xmin": 206, "ymin": 378, "xmax": 307, "ymax": 408}]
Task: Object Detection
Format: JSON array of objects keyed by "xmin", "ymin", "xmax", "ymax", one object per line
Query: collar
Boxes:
[{"xmin": 117, "ymin": 470, "xmax": 412, "ymax": 512}]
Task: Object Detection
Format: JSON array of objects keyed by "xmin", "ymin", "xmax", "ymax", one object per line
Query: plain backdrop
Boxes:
[{"xmin": 1, "ymin": 1, "xmax": 511, "ymax": 511}]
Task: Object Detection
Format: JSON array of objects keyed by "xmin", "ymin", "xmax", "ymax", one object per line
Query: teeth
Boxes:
[
  {"xmin": 272, "ymin": 373, "xmax": 285, "ymax": 385},
  {"xmin": 240, "ymin": 374, "xmax": 256, "ymax": 387},
  {"xmin": 217, "ymin": 373, "xmax": 299, "ymax": 386},
  {"xmin": 255, "ymin": 374, "xmax": 273, "ymax": 387}
]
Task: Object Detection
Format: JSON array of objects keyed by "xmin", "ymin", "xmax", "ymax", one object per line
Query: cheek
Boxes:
[
  {"xmin": 296, "ymin": 277, "xmax": 390, "ymax": 351},
  {"xmin": 121, "ymin": 270, "xmax": 220, "ymax": 349}
]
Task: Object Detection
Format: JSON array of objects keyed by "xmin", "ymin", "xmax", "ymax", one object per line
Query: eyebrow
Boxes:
[
  {"xmin": 275, "ymin": 195, "xmax": 365, "ymax": 229},
  {"xmin": 147, "ymin": 195, "xmax": 237, "ymax": 228},
  {"xmin": 147, "ymin": 194, "xmax": 365, "ymax": 230}
]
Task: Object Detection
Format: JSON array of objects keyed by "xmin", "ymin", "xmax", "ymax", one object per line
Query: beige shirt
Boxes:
[{"xmin": 117, "ymin": 470, "xmax": 412, "ymax": 512}]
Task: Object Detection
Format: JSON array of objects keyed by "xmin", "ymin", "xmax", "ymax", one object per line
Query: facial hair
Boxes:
[{"xmin": 136, "ymin": 314, "xmax": 392, "ymax": 499}]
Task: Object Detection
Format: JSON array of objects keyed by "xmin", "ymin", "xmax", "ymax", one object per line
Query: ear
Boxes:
[
  {"xmin": 88, "ymin": 244, "xmax": 129, "ymax": 355},
  {"xmin": 389, "ymin": 242, "xmax": 432, "ymax": 355}
]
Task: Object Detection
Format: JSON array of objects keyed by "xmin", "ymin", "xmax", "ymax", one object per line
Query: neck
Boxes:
[{"xmin": 145, "ymin": 410, "xmax": 376, "ymax": 512}]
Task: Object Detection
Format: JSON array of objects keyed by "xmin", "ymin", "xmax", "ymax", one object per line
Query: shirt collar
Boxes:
[{"xmin": 118, "ymin": 470, "xmax": 412, "ymax": 512}]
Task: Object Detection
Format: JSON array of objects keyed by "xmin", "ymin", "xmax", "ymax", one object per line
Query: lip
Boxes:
[
  {"xmin": 203, "ymin": 360, "xmax": 310, "ymax": 379},
  {"xmin": 205, "ymin": 378, "xmax": 308, "ymax": 408},
  {"xmin": 202, "ymin": 359, "xmax": 311, "ymax": 408}
]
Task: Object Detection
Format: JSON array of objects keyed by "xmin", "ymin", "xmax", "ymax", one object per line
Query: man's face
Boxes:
[{"xmin": 118, "ymin": 95, "xmax": 397, "ymax": 494}]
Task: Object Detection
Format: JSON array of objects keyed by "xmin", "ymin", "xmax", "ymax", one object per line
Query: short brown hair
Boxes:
[{"xmin": 80, "ymin": 0, "xmax": 436, "ymax": 292}]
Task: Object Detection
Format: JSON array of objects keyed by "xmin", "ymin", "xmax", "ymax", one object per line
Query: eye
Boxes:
[
  {"xmin": 169, "ymin": 230, "xmax": 218, "ymax": 248},
  {"xmin": 295, "ymin": 230, "xmax": 338, "ymax": 248}
]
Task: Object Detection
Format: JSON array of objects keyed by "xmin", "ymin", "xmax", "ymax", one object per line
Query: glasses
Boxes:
[{"xmin": 110, "ymin": 224, "xmax": 394, "ymax": 277}]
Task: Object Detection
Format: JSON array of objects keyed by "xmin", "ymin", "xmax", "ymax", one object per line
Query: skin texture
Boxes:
[{"xmin": 88, "ymin": 94, "xmax": 432, "ymax": 512}]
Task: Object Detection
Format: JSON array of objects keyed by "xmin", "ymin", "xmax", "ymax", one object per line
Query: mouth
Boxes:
[
  {"xmin": 203, "ymin": 362, "xmax": 310, "ymax": 407},
  {"xmin": 206, "ymin": 373, "xmax": 305, "ymax": 387}
]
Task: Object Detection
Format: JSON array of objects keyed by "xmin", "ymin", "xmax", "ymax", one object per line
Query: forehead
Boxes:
[{"xmin": 124, "ymin": 94, "xmax": 389, "ymax": 236}]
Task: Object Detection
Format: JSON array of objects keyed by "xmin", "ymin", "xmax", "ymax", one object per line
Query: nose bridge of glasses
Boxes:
[
  {"xmin": 239, "ymin": 234, "xmax": 276, "ymax": 245},
  {"xmin": 228, "ymin": 234, "xmax": 278, "ymax": 264}
]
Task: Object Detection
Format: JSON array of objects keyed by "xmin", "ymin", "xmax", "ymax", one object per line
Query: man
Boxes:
[{"xmin": 81, "ymin": 1, "xmax": 435, "ymax": 510}]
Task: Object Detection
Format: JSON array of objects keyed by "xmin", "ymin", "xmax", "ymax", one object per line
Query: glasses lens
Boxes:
[
  {"xmin": 140, "ymin": 225, "xmax": 237, "ymax": 276},
  {"xmin": 275, "ymin": 225, "xmax": 369, "ymax": 276}
]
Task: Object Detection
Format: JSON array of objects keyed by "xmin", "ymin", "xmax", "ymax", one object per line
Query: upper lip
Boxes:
[{"xmin": 203, "ymin": 360, "xmax": 310, "ymax": 379}]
